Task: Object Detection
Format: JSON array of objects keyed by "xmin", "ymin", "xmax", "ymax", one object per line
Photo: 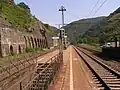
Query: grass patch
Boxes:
[
  {"xmin": 0, "ymin": 48, "xmax": 43, "ymax": 66},
  {"xmin": 0, "ymin": 1, "xmax": 37, "ymax": 31}
]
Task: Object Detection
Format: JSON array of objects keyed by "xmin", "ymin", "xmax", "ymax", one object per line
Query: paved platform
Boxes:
[
  {"xmin": 49, "ymin": 46, "xmax": 95, "ymax": 90},
  {"xmin": 37, "ymin": 49, "xmax": 59, "ymax": 63}
]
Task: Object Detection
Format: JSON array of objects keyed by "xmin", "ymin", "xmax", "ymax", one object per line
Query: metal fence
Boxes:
[
  {"xmin": 21, "ymin": 52, "xmax": 63, "ymax": 90},
  {"xmin": 0, "ymin": 47, "xmax": 59, "ymax": 90}
]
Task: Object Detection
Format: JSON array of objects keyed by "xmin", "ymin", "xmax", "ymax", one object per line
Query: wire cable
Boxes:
[
  {"xmin": 88, "ymin": 0, "xmax": 108, "ymax": 29},
  {"xmin": 87, "ymin": 0, "xmax": 101, "ymax": 17},
  {"xmin": 92, "ymin": 0, "xmax": 108, "ymax": 16},
  {"xmin": 66, "ymin": 11, "xmax": 80, "ymax": 20}
]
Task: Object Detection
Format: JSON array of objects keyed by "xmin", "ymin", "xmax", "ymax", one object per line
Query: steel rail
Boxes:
[{"xmin": 74, "ymin": 47, "xmax": 110, "ymax": 90}]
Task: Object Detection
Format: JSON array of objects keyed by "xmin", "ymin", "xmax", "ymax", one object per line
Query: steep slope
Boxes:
[
  {"xmin": 99, "ymin": 7, "xmax": 120, "ymax": 42},
  {"xmin": 64, "ymin": 17, "xmax": 106, "ymax": 43},
  {"xmin": 0, "ymin": 1, "xmax": 37, "ymax": 31},
  {"xmin": 84, "ymin": 18, "xmax": 108, "ymax": 37},
  {"xmin": 65, "ymin": 7, "xmax": 120, "ymax": 44},
  {"xmin": 44, "ymin": 24, "xmax": 59, "ymax": 37},
  {"xmin": 0, "ymin": 0, "xmax": 57, "ymax": 36}
]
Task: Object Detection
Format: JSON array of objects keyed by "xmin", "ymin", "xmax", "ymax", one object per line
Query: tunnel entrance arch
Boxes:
[
  {"xmin": 18, "ymin": 45, "xmax": 21, "ymax": 54},
  {"xmin": 10, "ymin": 45, "xmax": 13, "ymax": 55}
]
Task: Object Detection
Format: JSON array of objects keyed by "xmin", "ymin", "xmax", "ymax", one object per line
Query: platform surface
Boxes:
[{"xmin": 49, "ymin": 46, "xmax": 94, "ymax": 90}]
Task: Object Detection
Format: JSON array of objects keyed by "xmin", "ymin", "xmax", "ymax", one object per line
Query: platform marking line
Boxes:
[{"xmin": 70, "ymin": 46, "xmax": 73, "ymax": 90}]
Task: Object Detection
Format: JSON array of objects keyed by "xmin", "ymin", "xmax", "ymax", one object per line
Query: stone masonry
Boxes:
[{"xmin": 0, "ymin": 21, "xmax": 50, "ymax": 57}]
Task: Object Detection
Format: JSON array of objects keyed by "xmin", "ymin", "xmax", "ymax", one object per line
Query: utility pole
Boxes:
[
  {"xmin": 59, "ymin": 6, "xmax": 66, "ymax": 27},
  {"xmin": 59, "ymin": 6, "xmax": 66, "ymax": 53}
]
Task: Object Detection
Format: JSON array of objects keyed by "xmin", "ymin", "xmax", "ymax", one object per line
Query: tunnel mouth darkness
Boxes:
[
  {"xmin": 10, "ymin": 45, "xmax": 13, "ymax": 56},
  {"xmin": 18, "ymin": 45, "xmax": 21, "ymax": 54}
]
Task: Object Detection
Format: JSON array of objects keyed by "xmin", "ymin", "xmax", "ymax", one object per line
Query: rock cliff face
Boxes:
[
  {"xmin": 0, "ymin": 0, "xmax": 55, "ymax": 56},
  {"xmin": 0, "ymin": 24, "xmax": 48, "ymax": 57}
]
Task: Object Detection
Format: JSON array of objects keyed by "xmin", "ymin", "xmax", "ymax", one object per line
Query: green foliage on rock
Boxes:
[
  {"xmin": 44, "ymin": 23, "xmax": 59, "ymax": 36},
  {"xmin": 17, "ymin": 2, "xmax": 30, "ymax": 13},
  {"xmin": 0, "ymin": 0, "xmax": 37, "ymax": 31},
  {"xmin": 99, "ymin": 8, "xmax": 120, "ymax": 43}
]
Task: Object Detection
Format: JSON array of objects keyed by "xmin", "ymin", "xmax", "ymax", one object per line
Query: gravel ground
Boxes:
[
  {"xmin": 79, "ymin": 45, "xmax": 120, "ymax": 73},
  {"xmin": 99, "ymin": 59, "xmax": 120, "ymax": 72}
]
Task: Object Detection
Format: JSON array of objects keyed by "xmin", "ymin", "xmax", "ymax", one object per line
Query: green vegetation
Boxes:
[
  {"xmin": 99, "ymin": 8, "xmax": 120, "ymax": 43},
  {"xmin": 44, "ymin": 24, "xmax": 54, "ymax": 34},
  {"xmin": 44, "ymin": 23, "xmax": 59, "ymax": 36},
  {"xmin": 0, "ymin": 0, "xmax": 37, "ymax": 31},
  {"xmin": 65, "ymin": 7, "xmax": 120, "ymax": 46},
  {"xmin": 0, "ymin": 47, "xmax": 43, "ymax": 66},
  {"xmin": 26, "ymin": 47, "xmax": 43, "ymax": 53},
  {"xmin": 0, "ymin": 0, "xmax": 58, "ymax": 35},
  {"xmin": 76, "ymin": 36, "xmax": 99, "ymax": 46},
  {"xmin": 64, "ymin": 17, "xmax": 106, "ymax": 44}
]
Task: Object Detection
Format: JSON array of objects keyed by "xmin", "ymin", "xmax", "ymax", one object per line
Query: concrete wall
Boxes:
[
  {"xmin": 0, "ymin": 26, "xmax": 49, "ymax": 57},
  {"xmin": 0, "ymin": 27, "xmax": 25, "ymax": 56}
]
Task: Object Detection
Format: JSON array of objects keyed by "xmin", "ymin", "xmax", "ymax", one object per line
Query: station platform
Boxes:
[
  {"xmin": 49, "ymin": 46, "xmax": 95, "ymax": 90},
  {"xmin": 37, "ymin": 49, "xmax": 59, "ymax": 63}
]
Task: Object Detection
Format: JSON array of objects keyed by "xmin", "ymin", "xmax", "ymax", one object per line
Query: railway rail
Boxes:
[{"xmin": 74, "ymin": 46, "xmax": 120, "ymax": 90}]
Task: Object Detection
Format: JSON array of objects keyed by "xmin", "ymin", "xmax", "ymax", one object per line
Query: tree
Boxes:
[{"xmin": 17, "ymin": 2, "xmax": 30, "ymax": 13}]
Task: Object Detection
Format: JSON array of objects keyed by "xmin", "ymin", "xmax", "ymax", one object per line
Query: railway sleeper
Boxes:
[
  {"xmin": 109, "ymin": 87, "xmax": 120, "ymax": 90},
  {"xmin": 108, "ymin": 84, "xmax": 120, "ymax": 87},
  {"xmin": 96, "ymin": 84, "xmax": 103, "ymax": 87},
  {"xmin": 106, "ymin": 81, "xmax": 120, "ymax": 84},
  {"xmin": 103, "ymin": 78, "xmax": 120, "ymax": 81},
  {"xmin": 99, "ymin": 74, "xmax": 115, "ymax": 77},
  {"xmin": 94, "ymin": 81, "xmax": 100, "ymax": 84},
  {"xmin": 101, "ymin": 77, "xmax": 117, "ymax": 79},
  {"xmin": 97, "ymin": 87, "xmax": 105, "ymax": 90}
]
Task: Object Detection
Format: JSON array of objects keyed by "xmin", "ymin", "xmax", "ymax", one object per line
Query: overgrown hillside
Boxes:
[
  {"xmin": 65, "ymin": 7, "xmax": 120, "ymax": 45},
  {"xmin": 64, "ymin": 17, "xmax": 106, "ymax": 43},
  {"xmin": 44, "ymin": 24, "xmax": 59, "ymax": 36},
  {"xmin": 0, "ymin": 0, "xmax": 38, "ymax": 31},
  {"xmin": 0, "ymin": 0, "xmax": 58, "ymax": 36},
  {"xmin": 99, "ymin": 7, "xmax": 120, "ymax": 43}
]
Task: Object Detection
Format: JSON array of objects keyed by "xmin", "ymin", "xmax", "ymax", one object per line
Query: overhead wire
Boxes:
[
  {"xmin": 88, "ymin": 0, "xmax": 108, "ymax": 29},
  {"xmin": 66, "ymin": 11, "xmax": 80, "ymax": 20},
  {"xmin": 92, "ymin": 0, "xmax": 108, "ymax": 16},
  {"xmin": 64, "ymin": 0, "xmax": 108, "ymax": 38},
  {"xmin": 65, "ymin": 0, "xmax": 106, "ymax": 25},
  {"xmin": 87, "ymin": 0, "xmax": 101, "ymax": 17}
]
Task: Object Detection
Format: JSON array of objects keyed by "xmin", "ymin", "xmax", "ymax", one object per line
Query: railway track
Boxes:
[{"xmin": 75, "ymin": 47, "xmax": 120, "ymax": 90}]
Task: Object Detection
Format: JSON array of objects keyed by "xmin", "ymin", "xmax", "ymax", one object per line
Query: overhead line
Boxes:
[
  {"xmin": 92, "ymin": 0, "xmax": 108, "ymax": 16},
  {"xmin": 88, "ymin": 0, "xmax": 108, "ymax": 28},
  {"xmin": 66, "ymin": 11, "xmax": 80, "ymax": 20},
  {"xmin": 87, "ymin": 0, "xmax": 101, "ymax": 17}
]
